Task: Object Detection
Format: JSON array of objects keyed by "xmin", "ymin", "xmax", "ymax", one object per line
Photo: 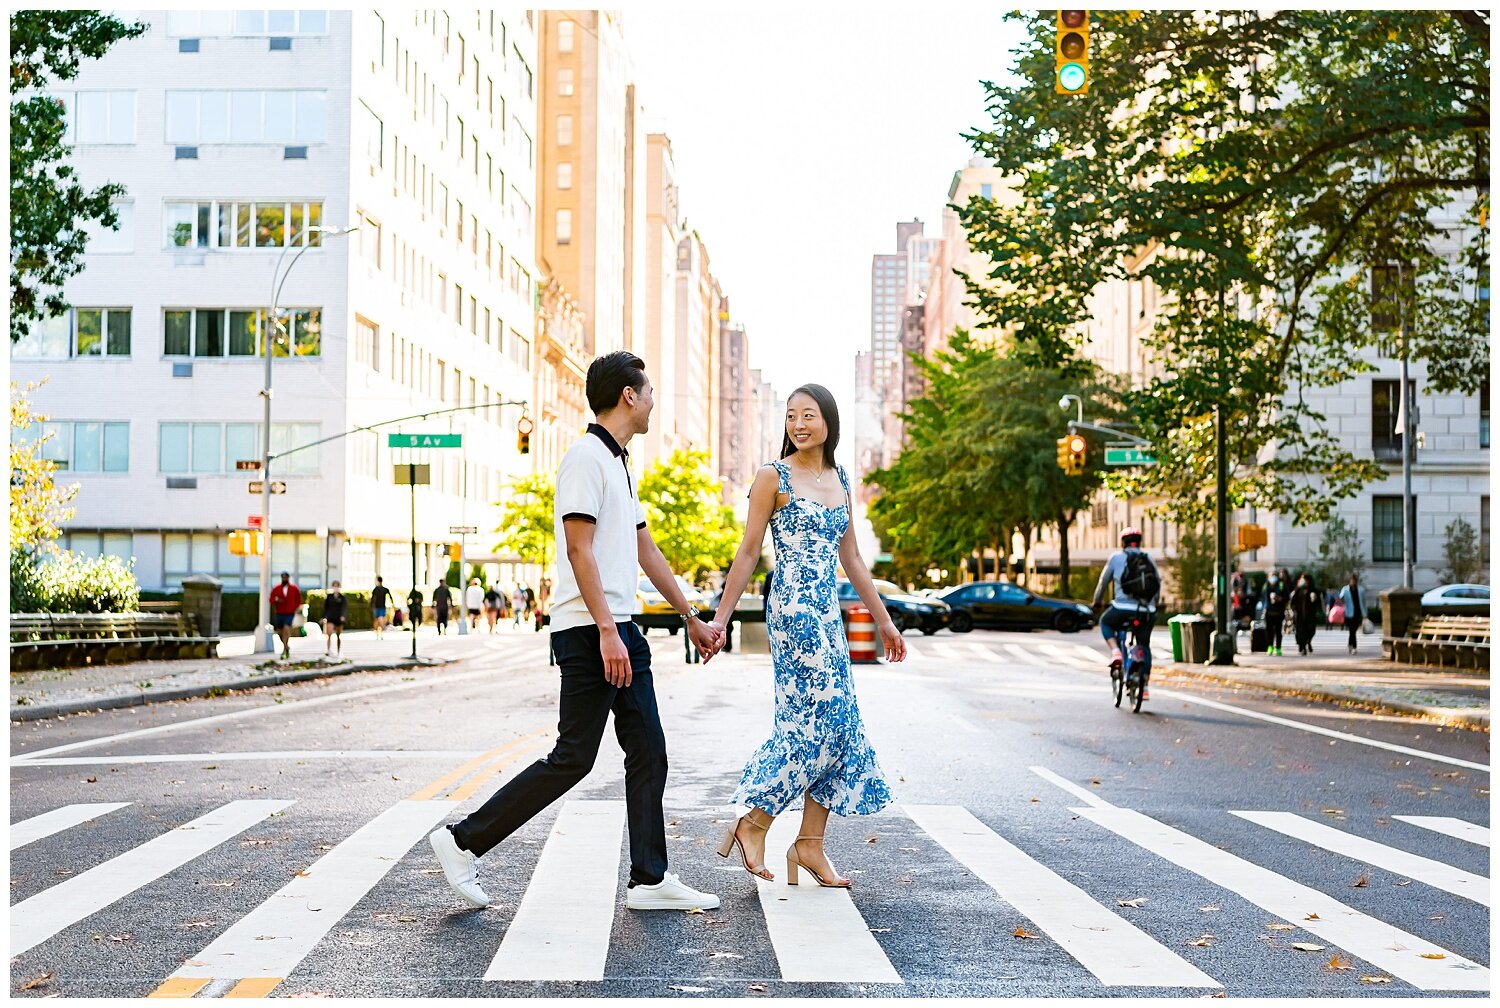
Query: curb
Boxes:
[
  {"xmin": 9, "ymin": 655, "xmax": 456, "ymax": 723},
  {"xmin": 1164, "ymin": 663, "xmax": 1490, "ymax": 733}
]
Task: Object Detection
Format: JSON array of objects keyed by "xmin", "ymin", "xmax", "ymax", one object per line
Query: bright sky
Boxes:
[{"xmin": 625, "ymin": 3, "xmax": 1029, "ymax": 466}]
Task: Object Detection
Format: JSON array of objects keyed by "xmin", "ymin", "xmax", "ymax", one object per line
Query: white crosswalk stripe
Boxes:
[
  {"xmin": 1232, "ymin": 811, "xmax": 1490, "ymax": 906},
  {"xmin": 1394, "ymin": 815, "xmax": 1491, "ymax": 847},
  {"xmin": 166, "ymin": 800, "xmax": 454, "ymax": 993},
  {"xmin": 485, "ymin": 799, "xmax": 627, "ymax": 982},
  {"xmin": 10, "ymin": 802, "xmax": 131, "ymax": 850},
  {"xmin": 903, "ymin": 804, "xmax": 1218, "ymax": 988},
  {"xmin": 11, "ymin": 799, "xmax": 292, "ymax": 956},
  {"xmin": 1075, "ymin": 805, "xmax": 1489, "ymax": 991}
]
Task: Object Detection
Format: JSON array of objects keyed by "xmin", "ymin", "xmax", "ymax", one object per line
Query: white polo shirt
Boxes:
[{"xmin": 549, "ymin": 424, "xmax": 647, "ymax": 632}]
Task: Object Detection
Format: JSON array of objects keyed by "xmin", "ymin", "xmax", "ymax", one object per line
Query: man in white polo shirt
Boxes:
[{"xmin": 428, "ymin": 351, "xmax": 725, "ymax": 911}]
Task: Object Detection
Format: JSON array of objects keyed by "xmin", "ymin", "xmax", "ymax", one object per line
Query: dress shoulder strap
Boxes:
[
  {"xmin": 836, "ymin": 464, "xmax": 852, "ymax": 498},
  {"xmin": 764, "ymin": 460, "xmax": 792, "ymax": 495}
]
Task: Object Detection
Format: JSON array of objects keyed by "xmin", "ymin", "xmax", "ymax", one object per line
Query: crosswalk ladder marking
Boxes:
[
  {"xmin": 11, "ymin": 800, "xmax": 293, "ymax": 956},
  {"xmin": 1231, "ymin": 811, "xmax": 1489, "ymax": 906},
  {"xmin": 163, "ymin": 800, "xmax": 455, "ymax": 989},
  {"xmin": 1076, "ymin": 805, "xmax": 1489, "ymax": 991},
  {"xmin": 904, "ymin": 804, "xmax": 1218, "ymax": 988},
  {"xmin": 485, "ymin": 799, "xmax": 626, "ymax": 982},
  {"xmin": 1393, "ymin": 815, "xmax": 1491, "ymax": 847},
  {"xmin": 754, "ymin": 813, "xmax": 901, "ymax": 984},
  {"xmin": 11, "ymin": 802, "xmax": 131, "ymax": 850}
]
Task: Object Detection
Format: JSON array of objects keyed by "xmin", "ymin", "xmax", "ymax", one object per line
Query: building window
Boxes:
[
  {"xmin": 556, "ymin": 208, "xmax": 572, "ymax": 244},
  {"xmin": 168, "ymin": 10, "xmax": 327, "ymax": 36},
  {"xmin": 165, "ymin": 90, "xmax": 327, "ymax": 145},
  {"xmin": 58, "ymin": 531, "xmax": 134, "ymax": 565},
  {"xmin": 164, "ymin": 200, "xmax": 323, "ymax": 249},
  {"xmin": 359, "ymin": 101, "xmax": 382, "ymax": 165},
  {"xmin": 558, "ymin": 19, "xmax": 574, "ymax": 52},
  {"xmin": 556, "ymin": 161, "xmax": 572, "ymax": 189},
  {"xmin": 20, "ymin": 420, "xmax": 129, "ymax": 473},
  {"xmin": 557, "ymin": 66, "xmax": 574, "ymax": 96},
  {"xmin": 1370, "ymin": 262, "xmax": 1413, "ymax": 353},
  {"xmin": 556, "ymin": 114, "xmax": 573, "ymax": 146},
  {"xmin": 163, "ymin": 307, "xmax": 320, "ymax": 358},
  {"xmin": 980, "ymin": 183, "xmax": 993, "ymax": 199},
  {"xmin": 1372, "ymin": 494, "xmax": 1415, "ymax": 563},
  {"xmin": 1370, "ymin": 379, "xmax": 1413, "ymax": 461},
  {"xmin": 354, "ymin": 315, "xmax": 380, "ymax": 371},
  {"xmin": 357, "ymin": 213, "xmax": 381, "ymax": 266},
  {"xmin": 51, "ymin": 90, "xmax": 136, "ymax": 144},
  {"xmin": 1483, "ymin": 496, "xmax": 1491, "ymax": 567},
  {"xmin": 1481, "ymin": 379, "xmax": 1490, "ymax": 449},
  {"xmin": 73, "ymin": 308, "xmax": 132, "ymax": 357},
  {"xmin": 159, "ymin": 422, "xmax": 317, "ymax": 476},
  {"xmin": 162, "ymin": 530, "xmax": 320, "ymax": 591}
]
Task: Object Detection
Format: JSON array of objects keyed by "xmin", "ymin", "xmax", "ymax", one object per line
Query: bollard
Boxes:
[{"xmin": 847, "ymin": 606, "xmax": 879, "ymax": 664}]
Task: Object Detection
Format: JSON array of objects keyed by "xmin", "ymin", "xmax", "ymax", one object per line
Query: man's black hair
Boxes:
[{"xmin": 585, "ymin": 351, "xmax": 647, "ymax": 415}]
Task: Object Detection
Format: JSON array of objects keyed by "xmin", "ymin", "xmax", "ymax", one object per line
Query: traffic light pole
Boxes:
[
  {"xmin": 409, "ymin": 463, "xmax": 419, "ymax": 661},
  {"xmin": 1211, "ymin": 403, "xmax": 1235, "ymax": 664}
]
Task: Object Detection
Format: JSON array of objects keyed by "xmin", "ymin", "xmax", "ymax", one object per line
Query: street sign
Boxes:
[
  {"xmin": 449, "ymin": 525, "xmax": 478, "ymax": 534},
  {"xmin": 247, "ymin": 514, "xmax": 263, "ymax": 529},
  {"xmin": 248, "ymin": 480, "xmax": 288, "ymax": 494},
  {"xmin": 235, "ymin": 459, "xmax": 262, "ymax": 471},
  {"xmin": 1104, "ymin": 448, "xmax": 1157, "ymax": 466},
  {"xmin": 393, "ymin": 463, "xmax": 431, "ymax": 485},
  {"xmin": 387, "ymin": 433, "xmax": 462, "ymax": 448}
]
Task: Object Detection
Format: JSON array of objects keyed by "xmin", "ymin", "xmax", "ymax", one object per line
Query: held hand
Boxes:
[
  {"xmin": 599, "ymin": 627, "xmax": 632, "ymax": 688},
  {"xmin": 687, "ymin": 618, "xmax": 723, "ymax": 663},
  {"xmin": 879, "ymin": 620, "xmax": 906, "ymax": 663}
]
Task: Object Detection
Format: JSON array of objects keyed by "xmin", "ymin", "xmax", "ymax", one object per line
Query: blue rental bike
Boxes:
[{"xmin": 1109, "ymin": 611, "xmax": 1153, "ymax": 713}]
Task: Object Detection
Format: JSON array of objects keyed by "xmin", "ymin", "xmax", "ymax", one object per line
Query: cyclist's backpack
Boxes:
[{"xmin": 1120, "ymin": 549, "xmax": 1160, "ymax": 604}]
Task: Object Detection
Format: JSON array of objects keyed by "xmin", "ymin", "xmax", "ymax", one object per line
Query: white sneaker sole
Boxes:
[{"xmin": 626, "ymin": 895, "xmax": 721, "ymax": 911}]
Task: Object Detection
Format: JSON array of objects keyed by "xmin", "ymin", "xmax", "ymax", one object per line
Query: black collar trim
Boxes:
[{"xmin": 587, "ymin": 423, "xmax": 626, "ymax": 458}]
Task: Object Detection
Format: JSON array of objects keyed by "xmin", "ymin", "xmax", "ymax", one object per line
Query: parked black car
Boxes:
[
  {"xmin": 937, "ymin": 580, "xmax": 1096, "ymax": 633},
  {"xmin": 835, "ymin": 579, "xmax": 950, "ymax": 635}
]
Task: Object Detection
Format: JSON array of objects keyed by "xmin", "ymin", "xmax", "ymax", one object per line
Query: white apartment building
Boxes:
[{"xmin": 13, "ymin": 9, "xmax": 541, "ymax": 600}]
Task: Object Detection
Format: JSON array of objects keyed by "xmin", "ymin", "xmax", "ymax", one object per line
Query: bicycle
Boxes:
[{"xmin": 1107, "ymin": 610, "xmax": 1153, "ymax": 713}]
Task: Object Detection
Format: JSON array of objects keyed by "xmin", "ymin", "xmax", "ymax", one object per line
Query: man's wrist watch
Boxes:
[{"xmin": 680, "ymin": 605, "xmax": 703, "ymax": 625}]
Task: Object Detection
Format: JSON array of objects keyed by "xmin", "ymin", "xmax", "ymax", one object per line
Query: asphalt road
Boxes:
[{"xmin": 9, "ymin": 625, "xmax": 1490, "ymax": 998}]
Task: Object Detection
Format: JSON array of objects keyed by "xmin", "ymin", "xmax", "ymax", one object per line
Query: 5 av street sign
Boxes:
[
  {"xmin": 1104, "ymin": 447, "xmax": 1158, "ymax": 466},
  {"xmin": 387, "ymin": 433, "xmax": 462, "ymax": 448}
]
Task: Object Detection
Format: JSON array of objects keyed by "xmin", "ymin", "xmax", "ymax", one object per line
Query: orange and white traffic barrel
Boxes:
[{"xmin": 847, "ymin": 606, "xmax": 879, "ymax": 664}]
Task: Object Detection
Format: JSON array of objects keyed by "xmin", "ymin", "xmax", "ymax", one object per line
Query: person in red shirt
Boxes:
[{"xmin": 268, "ymin": 571, "xmax": 303, "ymax": 660}]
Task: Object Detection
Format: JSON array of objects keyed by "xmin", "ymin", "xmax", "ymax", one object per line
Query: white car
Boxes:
[{"xmin": 1420, "ymin": 583, "xmax": 1490, "ymax": 606}]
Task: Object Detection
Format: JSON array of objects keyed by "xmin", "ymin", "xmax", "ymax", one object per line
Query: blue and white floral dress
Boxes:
[{"xmin": 730, "ymin": 461, "xmax": 892, "ymax": 817}]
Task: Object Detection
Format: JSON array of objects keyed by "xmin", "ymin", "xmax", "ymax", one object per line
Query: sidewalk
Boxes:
[
  {"xmin": 1163, "ymin": 626, "xmax": 1489, "ymax": 732},
  {"xmin": 9, "ymin": 620, "xmax": 545, "ymax": 723}
]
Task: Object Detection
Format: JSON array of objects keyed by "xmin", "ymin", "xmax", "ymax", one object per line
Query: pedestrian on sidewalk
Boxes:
[
  {"xmin": 269, "ymin": 571, "xmax": 302, "ymax": 661},
  {"xmin": 1289, "ymin": 572, "xmax": 1321, "ymax": 656},
  {"xmin": 465, "ymin": 578, "xmax": 484, "ymax": 629},
  {"xmin": 371, "ymin": 576, "xmax": 392, "ymax": 640},
  {"xmin": 427, "ymin": 350, "xmax": 724, "ymax": 913},
  {"xmin": 535, "ymin": 576, "xmax": 551, "ymax": 633},
  {"xmin": 482, "ymin": 584, "xmax": 502, "ymax": 634},
  {"xmin": 524, "ymin": 584, "xmax": 536, "ymax": 622},
  {"xmin": 322, "ymin": 581, "xmax": 347, "ymax": 656},
  {"xmin": 1337, "ymin": 573, "xmax": 1367, "ymax": 654},
  {"xmin": 407, "ymin": 587, "xmax": 424, "ymax": 633},
  {"xmin": 1262, "ymin": 573, "xmax": 1288, "ymax": 656},
  {"xmin": 511, "ymin": 583, "xmax": 527, "ymax": 626},
  {"xmin": 433, "ymin": 582, "xmax": 453, "ymax": 635}
]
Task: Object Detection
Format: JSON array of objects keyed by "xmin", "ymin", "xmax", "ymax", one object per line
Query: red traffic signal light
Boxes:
[
  {"xmin": 516, "ymin": 415, "xmax": 534, "ymax": 435},
  {"xmin": 1066, "ymin": 434, "xmax": 1086, "ymax": 454},
  {"xmin": 1060, "ymin": 9, "xmax": 1086, "ymax": 28}
]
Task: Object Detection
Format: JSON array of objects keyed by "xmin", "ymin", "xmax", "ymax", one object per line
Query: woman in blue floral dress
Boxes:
[{"xmin": 709, "ymin": 384, "xmax": 904, "ymax": 887}]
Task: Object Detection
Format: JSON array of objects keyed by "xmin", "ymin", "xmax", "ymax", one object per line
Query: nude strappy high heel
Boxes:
[
  {"xmin": 785, "ymin": 835, "xmax": 851, "ymax": 888},
  {"xmin": 716, "ymin": 809, "xmax": 775, "ymax": 881}
]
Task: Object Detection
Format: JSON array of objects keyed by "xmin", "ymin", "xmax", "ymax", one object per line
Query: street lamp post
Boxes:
[{"xmin": 256, "ymin": 225, "xmax": 357, "ymax": 654}]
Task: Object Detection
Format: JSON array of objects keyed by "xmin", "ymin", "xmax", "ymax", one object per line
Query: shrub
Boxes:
[
  {"xmin": 19, "ymin": 550, "xmax": 140, "ymax": 613},
  {"xmin": 306, "ymin": 590, "xmax": 374, "ymax": 630},
  {"xmin": 10, "ymin": 547, "xmax": 47, "ymax": 612}
]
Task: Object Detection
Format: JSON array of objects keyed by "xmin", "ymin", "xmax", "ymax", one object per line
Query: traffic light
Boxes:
[
  {"xmin": 227, "ymin": 530, "xmax": 263, "ymax": 556},
  {"xmin": 1236, "ymin": 524, "xmax": 1268, "ymax": 552},
  {"xmin": 516, "ymin": 415, "xmax": 533, "ymax": 455},
  {"xmin": 1055, "ymin": 10, "xmax": 1090, "ymax": 95},
  {"xmin": 1056, "ymin": 436, "xmax": 1073, "ymax": 473},
  {"xmin": 1065, "ymin": 433, "xmax": 1087, "ymax": 475}
]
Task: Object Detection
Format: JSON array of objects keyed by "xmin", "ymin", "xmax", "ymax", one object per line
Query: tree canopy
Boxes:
[
  {"xmin": 10, "ymin": 10, "xmax": 145, "ymax": 341},
  {"xmin": 960, "ymin": 10, "xmax": 1488, "ymax": 527},
  {"xmin": 638, "ymin": 448, "xmax": 741, "ymax": 583},
  {"xmin": 492, "ymin": 472, "xmax": 555, "ymax": 569}
]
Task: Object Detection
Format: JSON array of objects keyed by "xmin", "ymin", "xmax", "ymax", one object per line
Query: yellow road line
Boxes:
[
  {"xmin": 147, "ymin": 977, "xmax": 209, "ymax": 998},
  {"xmin": 406, "ymin": 743, "xmax": 516, "ymax": 802},
  {"xmin": 449, "ymin": 733, "xmax": 552, "ymax": 802},
  {"xmin": 225, "ymin": 977, "xmax": 282, "ymax": 998}
]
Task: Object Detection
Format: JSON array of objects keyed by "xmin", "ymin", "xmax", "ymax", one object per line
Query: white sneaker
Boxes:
[
  {"xmin": 427, "ymin": 826, "xmax": 489, "ymax": 908},
  {"xmin": 625, "ymin": 871, "xmax": 720, "ymax": 911}
]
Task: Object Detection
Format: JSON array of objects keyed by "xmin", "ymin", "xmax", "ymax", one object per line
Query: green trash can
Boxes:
[{"xmin": 1168, "ymin": 614, "xmax": 1192, "ymax": 663}]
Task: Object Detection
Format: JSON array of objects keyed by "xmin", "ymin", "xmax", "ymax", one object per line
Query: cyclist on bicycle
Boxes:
[{"xmin": 1092, "ymin": 527, "xmax": 1162, "ymax": 699}]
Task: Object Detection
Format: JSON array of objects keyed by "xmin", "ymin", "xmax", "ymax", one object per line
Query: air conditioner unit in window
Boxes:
[
  {"xmin": 171, "ymin": 362, "xmax": 193, "ymax": 378},
  {"xmin": 269, "ymin": 37, "xmax": 291, "ymax": 50},
  {"xmin": 166, "ymin": 477, "xmax": 198, "ymax": 490}
]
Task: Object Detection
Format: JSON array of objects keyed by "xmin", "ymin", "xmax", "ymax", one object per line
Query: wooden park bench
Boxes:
[
  {"xmin": 1389, "ymin": 614, "xmax": 1489, "ymax": 670},
  {"xmin": 9, "ymin": 611, "xmax": 219, "ymax": 671}
]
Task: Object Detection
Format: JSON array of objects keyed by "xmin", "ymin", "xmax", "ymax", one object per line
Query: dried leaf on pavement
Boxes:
[
  {"xmin": 1187, "ymin": 934, "xmax": 1216, "ymax": 947},
  {"xmin": 864, "ymin": 835, "xmax": 878, "ymax": 844},
  {"xmin": 708, "ymin": 952, "xmax": 743, "ymax": 959},
  {"xmin": 1360, "ymin": 976, "xmax": 1392, "ymax": 984},
  {"xmin": 1198, "ymin": 905, "xmax": 1220, "ymax": 913},
  {"xmin": 1420, "ymin": 953, "xmax": 1447, "ymax": 960},
  {"xmin": 1116, "ymin": 898, "xmax": 1148, "ymax": 908},
  {"xmin": 1290, "ymin": 943, "xmax": 1327, "ymax": 952},
  {"xmin": 1429, "ymin": 914, "xmax": 1446, "ymax": 921},
  {"xmin": 1328, "ymin": 955, "xmax": 1353, "ymax": 970},
  {"xmin": 1320, "ymin": 808, "xmax": 1343, "ymax": 816},
  {"xmin": 1013, "ymin": 926, "xmax": 1039, "ymax": 940},
  {"xmin": 106, "ymin": 933, "xmax": 131, "ymax": 942},
  {"xmin": 669, "ymin": 986, "xmax": 710, "ymax": 993},
  {"xmin": 19, "ymin": 972, "xmax": 54, "ymax": 991},
  {"xmin": 182, "ymin": 919, "xmax": 215, "ymax": 929},
  {"xmin": 1349, "ymin": 874, "xmax": 1369, "ymax": 888},
  {"xmin": 1303, "ymin": 913, "xmax": 1320, "ymax": 921},
  {"xmin": 747, "ymin": 983, "xmax": 769, "ymax": 994},
  {"xmin": 1395, "ymin": 879, "xmax": 1412, "ymax": 886},
  {"xmin": 1267, "ymin": 923, "xmax": 1296, "ymax": 931}
]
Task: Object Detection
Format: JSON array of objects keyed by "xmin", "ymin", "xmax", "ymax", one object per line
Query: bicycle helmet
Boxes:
[{"xmin": 1120, "ymin": 526, "xmax": 1143, "ymax": 547}]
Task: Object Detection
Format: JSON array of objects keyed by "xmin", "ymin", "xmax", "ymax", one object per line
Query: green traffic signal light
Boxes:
[{"xmin": 1058, "ymin": 62, "xmax": 1087, "ymax": 92}]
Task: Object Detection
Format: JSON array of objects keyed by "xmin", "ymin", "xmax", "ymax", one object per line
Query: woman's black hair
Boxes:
[
  {"xmin": 780, "ymin": 384, "xmax": 840, "ymax": 470},
  {"xmin": 585, "ymin": 350, "xmax": 647, "ymax": 415}
]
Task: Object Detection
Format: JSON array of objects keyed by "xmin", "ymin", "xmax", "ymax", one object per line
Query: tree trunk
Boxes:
[
  {"xmin": 1057, "ymin": 509, "xmax": 1073, "ymax": 598},
  {"xmin": 998, "ymin": 531, "xmax": 1011, "ymax": 580},
  {"xmin": 1020, "ymin": 524, "xmax": 1033, "ymax": 587}
]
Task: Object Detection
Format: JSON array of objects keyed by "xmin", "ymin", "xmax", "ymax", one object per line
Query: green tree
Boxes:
[
  {"xmin": 1439, "ymin": 516, "xmax": 1482, "ymax": 584},
  {"xmin": 11, "ymin": 10, "xmax": 146, "ymax": 341},
  {"xmin": 492, "ymin": 473, "xmax": 555, "ymax": 568},
  {"xmin": 637, "ymin": 449, "xmax": 741, "ymax": 583},
  {"xmin": 961, "ymin": 10, "xmax": 1487, "ymax": 530},
  {"xmin": 1310, "ymin": 513, "xmax": 1366, "ymax": 588},
  {"xmin": 1172, "ymin": 523, "xmax": 1216, "ymax": 613},
  {"xmin": 10, "ymin": 381, "xmax": 77, "ymax": 550}
]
